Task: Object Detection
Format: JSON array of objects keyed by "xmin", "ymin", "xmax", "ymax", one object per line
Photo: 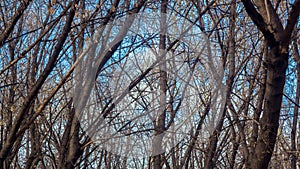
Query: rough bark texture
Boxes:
[
  {"xmin": 241, "ymin": 0, "xmax": 300, "ymax": 168},
  {"xmin": 250, "ymin": 45, "xmax": 288, "ymax": 169}
]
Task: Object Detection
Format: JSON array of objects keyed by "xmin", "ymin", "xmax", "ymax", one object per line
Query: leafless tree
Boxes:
[{"xmin": 1, "ymin": 0, "xmax": 300, "ymax": 169}]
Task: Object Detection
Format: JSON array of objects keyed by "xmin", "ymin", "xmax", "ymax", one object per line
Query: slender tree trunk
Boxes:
[
  {"xmin": 57, "ymin": 106, "xmax": 83, "ymax": 169},
  {"xmin": 204, "ymin": 1, "xmax": 236, "ymax": 168},
  {"xmin": 0, "ymin": 1, "xmax": 77, "ymax": 165},
  {"xmin": 291, "ymin": 40, "xmax": 300, "ymax": 169},
  {"xmin": 152, "ymin": 1, "xmax": 168, "ymax": 168}
]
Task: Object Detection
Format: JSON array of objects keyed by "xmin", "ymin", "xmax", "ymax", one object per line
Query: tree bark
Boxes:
[
  {"xmin": 152, "ymin": 1, "xmax": 168, "ymax": 168},
  {"xmin": 291, "ymin": 40, "xmax": 300, "ymax": 169},
  {"xmin": 241, "ymin": 0, "xmax": 300, "ymax": 168}
]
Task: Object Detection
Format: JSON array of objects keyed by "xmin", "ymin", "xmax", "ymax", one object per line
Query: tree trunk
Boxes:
[
  {"xmin": 241, "ymin": 0, "xmax": 300, "ymax": 168},
  {"xmin": 291, "ymin": 41, "xmax": 300, "ymax": 169},
  {"xmin": 250, "ymin": 44, "xmax": 288, "ymax": 168},
  {"xmin": 0, "ymin": 1, "xmax": 77, "ymax": 165},
  {"xmin": 152, "ymin": 1, "xmax": 168, "ymax": 168}
]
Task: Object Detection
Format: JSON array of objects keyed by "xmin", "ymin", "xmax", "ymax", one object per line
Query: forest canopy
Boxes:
[{"xmin": 0, "ymin": 0, "xmax": 300, "ymax": 169}]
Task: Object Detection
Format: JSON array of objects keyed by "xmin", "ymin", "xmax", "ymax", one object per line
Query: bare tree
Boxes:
[
  {"xmin": 240, "ymin": 0, "xmax": 300, "ymax": 168},
  {"xmin": 1, "ymin": 0, "xmax": 300, "ymax": 169}
]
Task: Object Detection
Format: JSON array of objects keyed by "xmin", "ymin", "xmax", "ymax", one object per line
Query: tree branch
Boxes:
[
  {"xmin": 241, "ymin": 0, "xmax": 277, "ymax": 45},
  {"xmin": 0, "ymin": 0, "xmax": 32, "ymax": 47},
  {"xmin": 283, "ymin": 0, "xmax": 300, "ymax": 44}
]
